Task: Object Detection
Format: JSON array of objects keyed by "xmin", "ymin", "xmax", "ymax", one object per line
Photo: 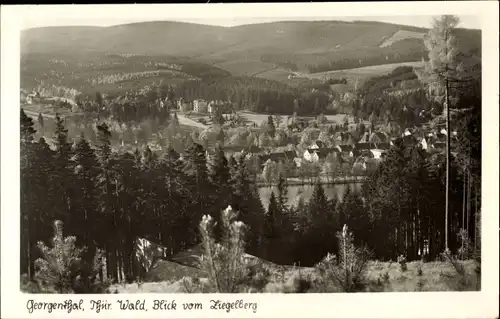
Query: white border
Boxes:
[{"xmin": 1, "ymin": 2, "xmax": 499, "ymax": 319}]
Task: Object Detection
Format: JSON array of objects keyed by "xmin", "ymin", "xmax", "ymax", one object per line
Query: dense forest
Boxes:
[{"xmin": 21, "ymin": 88, "xmax": 480, "ymax": 281}]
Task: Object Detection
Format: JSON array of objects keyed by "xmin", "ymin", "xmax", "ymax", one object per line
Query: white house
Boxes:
[
  {"xmin": 420, "ymin": 138, "xmax": 428, "ymax": 150},
  {"xmin": 309, "ymin": 140, "xmax": 324, "ymax": 149},
  {"xmin": 208, "ymin": 100, "xmax": 223, "ymax": 114},
  {"xmin": 369, "ymin": 149, "xmax": 385, "ymax": 159},
  {"xmin": 193, "ymin": 99, "xmax": 208, "ymax": 113},
  {"xmin": 304, "ymin": 149, "xmax": 319, "ymax": 162}
]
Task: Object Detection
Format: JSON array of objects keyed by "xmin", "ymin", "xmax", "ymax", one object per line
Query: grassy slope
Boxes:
[{"xmin": 107, "ymin": 259, "xmax": 479, "ymax": 293}]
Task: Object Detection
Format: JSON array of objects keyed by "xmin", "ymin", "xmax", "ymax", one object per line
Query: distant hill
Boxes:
[{"xmin": 21, "ymin": 20, "xmax": 481, "ymax": 78}]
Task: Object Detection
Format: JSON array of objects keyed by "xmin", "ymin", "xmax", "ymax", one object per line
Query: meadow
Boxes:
[
  {"xmin": 303, "ymin": 61, "xmax": 425, "ymax": 83},
  {"xmin": 104, "ymin": 259, "xmax": 479, "ymax": 293}
]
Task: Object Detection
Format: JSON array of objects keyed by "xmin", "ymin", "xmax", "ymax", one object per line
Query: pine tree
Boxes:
[
  {"xmin": 73, "ymin": 133, "xmax": 100, "ymax": 263},
  {"xmin": 20, "ymin": 109, "xmax": 38, "ymax": 279},
  {"xmin": 52, "ymin": 114, "xmax": 74, "ymax": 228},
  {"xmin": 415, "ymin": 15, "xmax": 467, "ymax": 250},
  {"xmin": 276, "ymin": 174, "xmax": 288, "ymax": 214},
  {"xmin": 231, "ymin": 156, "xmax": 265, "ymax": 255},
  {"xmin": 94, "ymin": 122, "xmax": 116, "ymax": 280},
  {"xmin": 37, "ymin": 113, "xmax": 45, "ymax": 134},
  {"xmin": 183, "ymin": 143, "xmax": 212, "ymax": 247},
  {"xmin": 209, "ymin": 144, "xmax": 232, "ymax": 238},
  {"xmin": 265, "ymin": 191, "xmax": 280, "ymax": 244},
  {"xmin": 266, "ymin": 115, "xmax": 276, "ymax": 138}
]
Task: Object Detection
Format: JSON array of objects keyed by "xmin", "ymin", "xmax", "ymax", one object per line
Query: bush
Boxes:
[
  {"xmin": 198, "ymin": 206, "xmax": 258, "ymax": 293},
  {"xmin": 33, "ymin": 220, "xmax": 110, "ymax": 294},
  {"xmin": 416, "ymin": 261, "xmax": 423, "ymax": 276},
  {"xmin": 397, "ymin": 255, "xmax": 407, "ymax": 272},
  {"xmin": 264, "ymin": 269, "xmax": 315, "ymax": 293},
  {"xmin": 34, "ymin": 221, "xmax": 85, "ymax": 293},
  {"xmin": 315, "ymin": 224, "xmax": 372, "ymax": 292}
]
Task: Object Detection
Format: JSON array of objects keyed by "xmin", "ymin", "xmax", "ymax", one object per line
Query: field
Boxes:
[
  {"xmin": 105, "ymin": 259, "xmax": 480, "ymax": 293},
  {"xmin": 302, "ymin": 61, "xmax": 425, "ymax": 83},
  {"xmin": 255, "ymin": 68, "xmax": 301, "ymax": 85},
  {"xmin": 379, "ymin": 29, "xmax": 426, "ymax": 48}
]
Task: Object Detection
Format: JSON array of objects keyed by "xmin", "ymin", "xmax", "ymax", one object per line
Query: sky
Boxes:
[{"xmin": 14, "ymin": 4, "xmax": 481, "ymax": 30}]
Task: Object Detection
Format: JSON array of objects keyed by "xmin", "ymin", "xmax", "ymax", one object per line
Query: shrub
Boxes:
[
  {"xmin": 198, "ymin": 205, "xmax": 253, "ymax": 293},
  {"xmin": 397, "ymin": 255, "xmax": 407, "ymax": 272},
  {"xmin": 264, "ymin": 270, "xmax": 315, "ymax": 293},
  {"xmin": 34, "ymin": 220, "xmax": 110, "ymax": 294},
  {"xmin": 416, "ymin": 261, "xmax": 423, "ymax": 276},
  {"xmin": 382, "ymin": 271, "xmax": 390, "ymax": 281},
  {"xmin": 315, "ymin": 224, "xmax": 372, "ymax": 292},
  {"xmin": 441, "ymin": 248, "xmax": 469, "ymax": 291},
  {"xmin": 34, "ymin": 221, "xmax": 85, "ymax": 293},
  {"xmin": 181, "ymin": 276, "xmax": 211, "ymax": 293}
]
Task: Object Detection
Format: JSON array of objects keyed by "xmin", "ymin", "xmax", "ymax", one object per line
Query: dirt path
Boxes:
[{"xmin": 176, "ymin": 114, "xmax": 209, "ymax": 130}]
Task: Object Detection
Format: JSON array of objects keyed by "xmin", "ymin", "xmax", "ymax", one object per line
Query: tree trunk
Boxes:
[
  {"xmin": 462, "ymin": 167, "xmax": 466, "ymax": 230},
  {"xmin": 445, "ymin": 73, "xmax": 451, "ymax": 251},
  {"xmin": 467, "ymin": 170, "xmax": 471, "ymax": 235},
  {"xmin": 27, "ymin": 216, "xmax": 35, "ymax": 281}
]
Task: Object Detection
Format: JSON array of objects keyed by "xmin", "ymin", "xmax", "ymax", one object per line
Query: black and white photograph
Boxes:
[{"xmin": 1, "ymin": 4, "xmax": 498, "ymax": 315}]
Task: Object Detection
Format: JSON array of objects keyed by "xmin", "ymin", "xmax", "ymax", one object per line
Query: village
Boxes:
[
  {"xmin": 20, "ymin": 87, "xmax": 453, "ymax": 186},
  {"xmin": 147, "ymin": 95, "xmax": 452, "ymax": 184}
]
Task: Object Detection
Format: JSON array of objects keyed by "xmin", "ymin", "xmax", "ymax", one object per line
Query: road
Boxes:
[
  {"xmin": 176, "ymin": 114, "xmax": 209, "ymax": 130},
  {"xmin": 23, "ymin": 109, "xmax": 58, "ymax": 119}
]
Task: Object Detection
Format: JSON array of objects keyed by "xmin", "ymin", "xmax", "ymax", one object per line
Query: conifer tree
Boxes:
[
  {"xmin": 265, "ymin": 191, "xmax": 280, "ymax": 252},
  {"xmin": 52, "ymin": 114, "xmax": 74, "ymax": 229},
  {"xmin": 266, "ymin": 115, "xmax": 276, "ymax": 138},
  {"xmin": 20, "ymin": 109, "xmax": 37, "ymax": 279},
  {"xmin": 415, "ymin": 15, "xmax": 467, "ymax": 250},
  {"xmin": 73, "ymin": 134, "xmax": 100, "ymax": 263}
]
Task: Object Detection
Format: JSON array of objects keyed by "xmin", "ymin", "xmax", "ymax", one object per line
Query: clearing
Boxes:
[
  {"xmin": 379, "ymin": 30, "xmax": 425, "ymax": 48},
  {"xmin": 301, "ymin": 61, "xmax": 424, "ymax": 83}
]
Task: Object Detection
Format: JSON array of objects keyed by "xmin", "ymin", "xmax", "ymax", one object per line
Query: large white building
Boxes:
[{"xmin": 193, "ymin": 99, "xmax": 208, "ymax": 113}]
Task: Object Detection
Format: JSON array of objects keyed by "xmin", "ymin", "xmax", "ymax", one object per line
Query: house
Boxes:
[
  {"xmin": 353, "ymin": 157, "xmax": 380, "ymax": 175},
  {"xmin": 294, "ymin": 157, "xmax": 304, "ymax": 167},
  {"xmin": 369, "ymin": 132, "xmax": 388, "ymax": 144},
  {"xmin": 354, "ymin": 143, "xmax": 374, "ymax": 151},
  {"xmin": 340, "ymin": 132, "xmax": 356, "ymax": 144},
  {"xmin": 25, "ymin": 94, "xmax": 36, "ymax": 104},
  {"xmin": 310, "ymin": 140, "xmax": 324, "ymax": 149},
  {"xmin": 259, "ymin": 151, "xmax": 296, "ymax": 164},
  {"xmin": 208, "ymin": 100, "xmax": 226, "ymax": 114},
  {"xmin": 419, "ymin": 137, "xmax": 429, "ymax": 150},
  {"xmin": 374, "ymin": 142, "xmax": 390, "ymax": 150},
  {"xmin": 336, "ymin": 144, "xmax": 354, "ymax": 155},
  {"xmin": 193, "ymin": 99, "xmax": 208, "ymax": 113},
  {"xmin": 303, "ymin": 148, "xmax": 338, "ymax": 162},
  {"xmin": 402, "ymin": 128, "xmax": 413, "ymax": 137},
  {"xmin": 370, "ymin": 149, "xmax": 386, "ymax": 159}
]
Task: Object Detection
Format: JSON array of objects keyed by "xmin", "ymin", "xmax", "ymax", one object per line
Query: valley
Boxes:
[{"xmin": 19, "ymin": 16, "xmax": 482, "ymax": 295}]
